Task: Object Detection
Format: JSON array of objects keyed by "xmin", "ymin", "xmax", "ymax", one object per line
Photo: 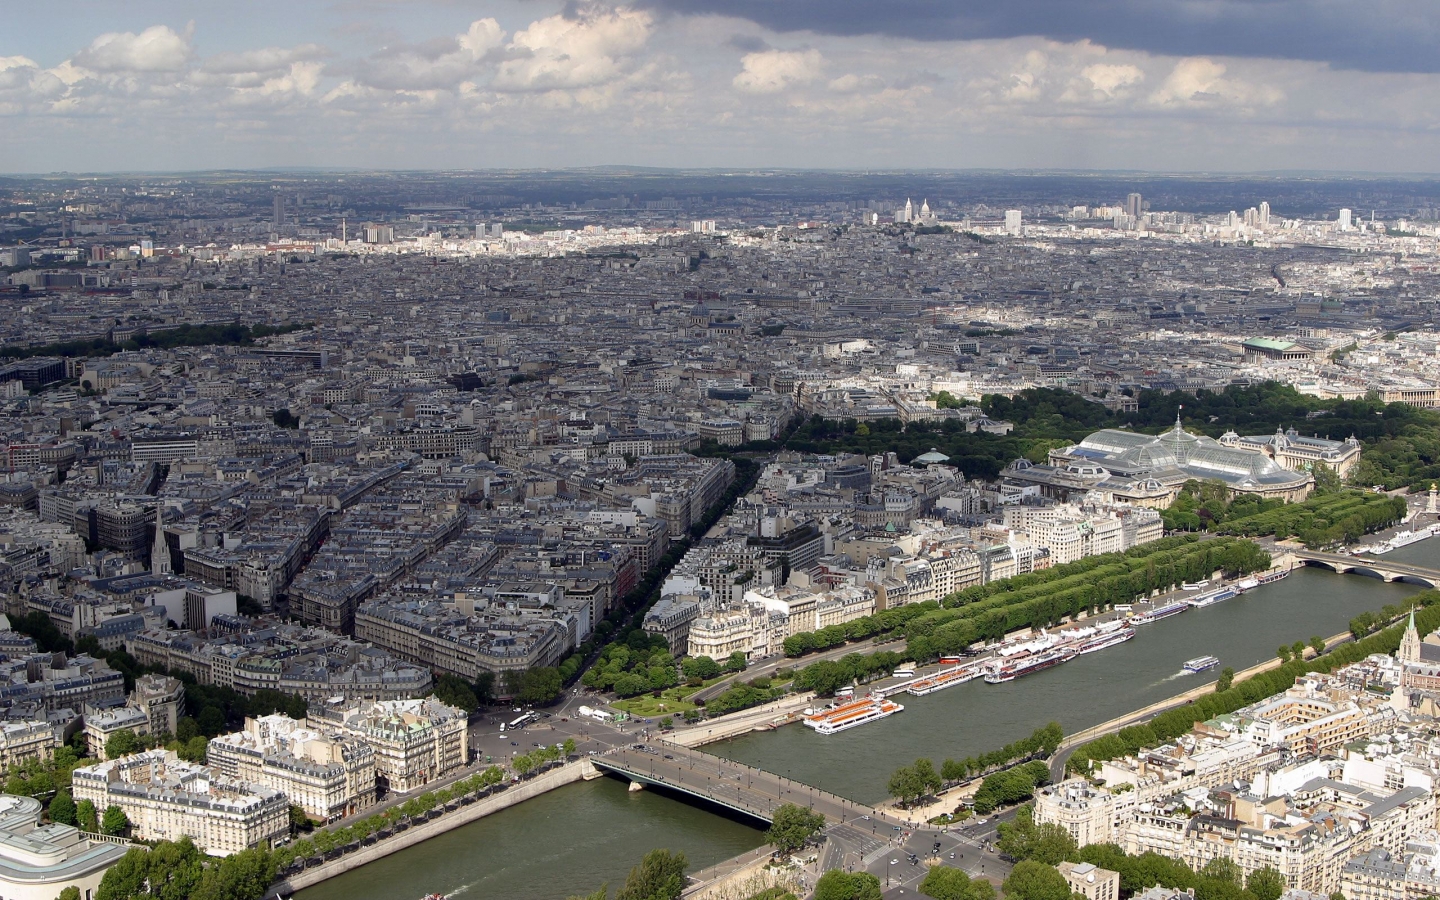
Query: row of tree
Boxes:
[
  {"xmin": 1068, "ymin": 590, "xmax": 1440, "ymax": 774},
  {"xmin": 1218, "ymin": 491, "xmax": 1407, "ymax": 547},
  {"xmin": 269, "ymin": 766, "xmax": 508, "ymax": 874},
  {"xmin": 792, "ymin": 651, "xmax": 905, "ymax": 696},
  {"xmin": 994, "ymin": 808, "xmax": 1301, "ymax": 900},
  {"xmin": 781, "ymin": 603, "xmax": 937, "ymax": 657},
  {"xmin": 971, "ymin": 759, "xmax": 1052, "ymax": 815},
  {"xmin": 904, "ymin": 537, "xmax": 1271, "ymax": 662}
]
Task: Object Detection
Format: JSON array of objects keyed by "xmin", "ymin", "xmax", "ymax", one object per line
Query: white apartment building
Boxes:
[
  {"xmin": 311, "ymin": 698, "xmax": 468, "ymax": 795},
  {"xmin": 71, "ymin": 749, "xmax": 289, "ymax": 856},
  {"xmin": 207, "ymin": 714, "xmax": 377, "ymax": 822}
]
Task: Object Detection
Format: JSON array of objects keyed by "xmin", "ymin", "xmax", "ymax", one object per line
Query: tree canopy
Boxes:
[{"xmin": 765, "ymin": 803, "xmax": 827, "ymax": 856}]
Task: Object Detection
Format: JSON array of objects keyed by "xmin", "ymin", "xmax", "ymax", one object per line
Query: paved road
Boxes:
[{"xmin": 847, "ymin": 808, "xmax": 1017, "ymax": 899}]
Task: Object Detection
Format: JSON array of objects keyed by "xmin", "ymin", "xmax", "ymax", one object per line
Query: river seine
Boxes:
[{"xmin": 300, "ymin": 542, "xmax": 1439, "ymax": 900}]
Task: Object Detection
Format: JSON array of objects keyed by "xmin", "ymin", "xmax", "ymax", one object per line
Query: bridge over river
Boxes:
[
  {"xmin": 592, "ymin": 743, "xmax": 908, "ymax": 829},
  {"xmin": 1286, "ymin": 549, "xmax": 1440, "ymax": 588}
]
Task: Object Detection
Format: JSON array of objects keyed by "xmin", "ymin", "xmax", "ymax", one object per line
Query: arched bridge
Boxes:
[
  {"xmin": 591, "ymin": 744, "xmax": 899, "ymax": 828},
  {"xmin": 1286, "ymin": 550, "xmax": 1440, "ymax": 589}
]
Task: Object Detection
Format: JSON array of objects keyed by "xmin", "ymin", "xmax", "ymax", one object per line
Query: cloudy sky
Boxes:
[{"xmin": 3, "ymin": 0, "xmax": 1440, "ymax": 174}]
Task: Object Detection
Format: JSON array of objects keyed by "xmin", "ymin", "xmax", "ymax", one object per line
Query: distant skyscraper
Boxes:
[
  {"xmin": 273, "ymin": 194, "xmax": 284, "ymax": 228},
  {"xmin": 490, "ymin": 223, "xmax": 504, "ymax": 238},
  {"xmin": 1126, "ymin": 192, "xmax": 1143, "ymax": 219},
  {"xmin": 476, "ymin": 224, "xmax": 486, "ymax": 239},
  {"xmin": 1338, "ymin": 208, "xmax": 1353, "ymax": 231},
  {"xmin": 1258, "ymin": 201, "xmax": 1271, "ymax": 227},
  {"xmin": 1004, "ymin": 209, "xmax": 1022, "ymax": 235}
]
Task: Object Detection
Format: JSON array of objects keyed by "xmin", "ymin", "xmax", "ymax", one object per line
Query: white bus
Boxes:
[{"xmin": 509, "ymin": 712, "xmax": 537, "ymax": 729}]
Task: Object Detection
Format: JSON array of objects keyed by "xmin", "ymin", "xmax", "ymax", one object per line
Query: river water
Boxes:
[{"xmin": 299, "ymin": 543, "xmax": 1440, "ymax": 900}]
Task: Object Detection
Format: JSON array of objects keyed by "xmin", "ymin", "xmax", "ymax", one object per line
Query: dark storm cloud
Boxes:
[{"xmin": 639, "ymin": 0, "xmax": 1440, "ymax": 73}]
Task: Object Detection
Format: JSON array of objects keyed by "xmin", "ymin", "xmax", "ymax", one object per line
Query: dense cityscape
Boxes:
[{"xmin": 15, "ymin": 1, "xmax": 1440, "ymax": 898}]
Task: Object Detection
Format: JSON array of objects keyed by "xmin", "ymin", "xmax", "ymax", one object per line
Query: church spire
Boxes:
[
  {"xmin": 1400, "ymin": 605, "xmax": 1422, "ymax": 664},
  {"xmin": 152, "ymin": 502, "xmax": 171, "ymax": 576}
]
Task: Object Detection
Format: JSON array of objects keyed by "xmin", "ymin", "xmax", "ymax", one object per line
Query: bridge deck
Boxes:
[
  {"xmin": 592, "ymin": 745, "xmax": 897, "ymax": 828},
  {"xmin": 1288, "ymin": 550, "xmax": 1440, "ymax": 587}
]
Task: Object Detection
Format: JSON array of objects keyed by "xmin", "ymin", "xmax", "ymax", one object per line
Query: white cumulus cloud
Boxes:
[
  {"xmin": 495, "ymin": 7, "xmax": 652, "ymax": 91},
  {"xmin": 1150, "ymin": 57, "xmax": 1281, "ymax": 107},
  {"xmin": 1081, "ymin": 63, "xmax": 1144, "ymax": 96},
  {"xmin": 74, "ymin": 24, "xmax": 192, "ymax": 73},
  {"xmin": 733, "ymin": 49, "xmax": 822, "ymax": 94}
]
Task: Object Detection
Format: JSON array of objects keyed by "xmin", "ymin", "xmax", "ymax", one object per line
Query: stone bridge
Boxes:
[{"xmin": 1284, "ymin": 550, "xmax": 1440, "ymax": 589}]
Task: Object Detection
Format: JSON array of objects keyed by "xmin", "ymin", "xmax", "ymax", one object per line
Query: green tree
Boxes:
[
  {"xmin": 518, "ymin": 667, "xmax": 563, "ymax": 705},
  {"xmin": 765, "ymin": 803, "xmax": 827, "ymax": 856},
  {"xmin": 996, "ymin": 807, "xmax": 1078, "ymax": 865},
  {"xmin": 144, "ymin": 836, "xmax": 206, "ymax": 900},
  {"xmin": 96, "ymin": 847, "xmax": 150, "ymax": 900},
  {"xmin": 1292, "ymin": 640, "xmax": 1307, "ymax": 660},
  {"xmin": 563, "ymin": 738, "xmax": 577, "ymax": 757},
  {"xmin": 57, "ymin": 887, "xmax": 82, "ymax": 900},
  {"xmin": 1310, "ymin": 635, "xmax": 1327, "ymax": 655},
  {"xmin": 197, "ymin": 705, "xmax": 226, "ymax": 736},
  {"xmin": 176, "ymin": 717, "xmax": 199, "ymax": 742},
  {"xmin": 1247, "ymin": 867, "xmax": 1285, "ymax": 900},
  {"xmin": 1200, "ymin": 859, "xmax": 1243, "ymax": 886},
  {"xmin": 1002, "ymin": 861, "xmax": 1072, "ymax": 900},
  {"xmin": 724, "ymin": 651, "xmax": 749, "ymax": 673},
  {"xmin": 921, "ymin": 866, "xmax": 996, "ymax": 900},
  {"xmin": 1276, "ymin": 645, "xmax": 1291, "ymax": 663},
  {"xmin": 105, "ymin": 728, "xmax": 140, "ymax": 760},
  {"xmin": 76, "ymin": 799, "xmax": 98, "ymax": 833},
  {"xmin": 289, "ymin": 804, "xmax": 312, "ymax": 834},
  {"xmin": 1215, "ymin": 667, "xmax": 1235, "ymax": 693},
  {"xmin": 431, "ymin": 674, "xmax": 479, "ymax": 713},
  {"xmin": 615, "ymin": 848, "xmax": 688, "ymax": 900},
  {"xmin": 888, "ymin": 758, "xmax": 942, "ymax": 807},
  {"xmin": 100, "ymin": 804, "xmax": 130, "ymax": 836},
  {"xmin": 49, "ymin": 789, "xmax": 76, "ymax": 826},
  {"xmin": 566, "ymin": 889, "xmax": 610, "ymax": 900},
  {"xmin": 815, "ymin": 870, "xmax": 881, "ymax": 900}
]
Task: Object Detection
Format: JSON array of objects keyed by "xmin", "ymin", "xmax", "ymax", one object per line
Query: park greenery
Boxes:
[
  {"xmin": 814, "ymin": 869, "xmax": 884, "ymax": 900},
  {"xmin": 94, "ymin": 836, "xmax": 275, "ymax": 900},
  {"xmin": 1215, "ymin": 490, "xmax": 1407, "ymax": 547},
  {"xmin": 997, "ymin": 820, "xmax": 1292, "ymax": 900},
  {"xmin": 903, "ymin": 535, "xmax": 1269, "ymax": 663},
  {"xmin": 920, "ymin": 864, "xmax": 996, "ymax": 900},
  {"xmin": 1, "ymin": 322, "xmax": 311, "ymax": 362},
  {"xmin": 1067, "ymin": 589, "xmax": 1440, "ymax": 774},
  {"xmin": 888, "ymin": 757, "xmax": 943, "ymax": 807},
  {"xmin": 970, "ymin": 759, "xmax": 1052, "ymax": 815},
  {"xmin": 765, "ymin": 802, "xmax": 827, "ymax": 856},
  {"xmin": 785, "ymin": 383, "xmax": 1440, "ymax": 491},
  {"xmin": 1001, "ymin": 860, "xmax": 1073, "ymax": 900}
]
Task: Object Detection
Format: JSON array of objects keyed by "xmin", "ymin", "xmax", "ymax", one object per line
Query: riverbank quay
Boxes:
[
  {"xmin": 268, "ymin": 759, "xmax": 599, "ymax": 898},
  {"xmin": 667, "ymin": 692, "xmax": 816, "ymax": 747}
]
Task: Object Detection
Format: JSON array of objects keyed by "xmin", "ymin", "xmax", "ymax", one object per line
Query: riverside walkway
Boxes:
[{"xmin": 593, "ymin": 743, "xmax": 904, "ymax": 829}]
